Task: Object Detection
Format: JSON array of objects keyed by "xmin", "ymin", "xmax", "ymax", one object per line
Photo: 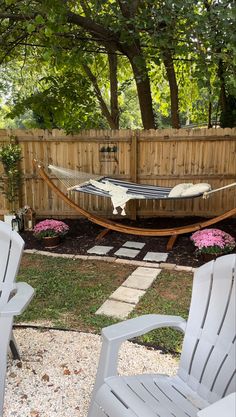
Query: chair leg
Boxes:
[
  {"xmin": 0, "ymin": 318, "xmax": 13, "ymax": 417},
  {"xmin": 0, "ymin": 348, "xmax": 7, "ymax": 417},
  {"xmin": 9, "ymin": 332, "xmax": 20, "ymax": 361}
]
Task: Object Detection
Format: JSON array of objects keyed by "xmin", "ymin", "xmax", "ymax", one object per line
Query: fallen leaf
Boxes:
[
  {"xmin": 9, "ymin": 372, "xmax": 17, "ymax": 378},
  {"xmin": 63, "ymin": 368, "xmax": 71, "ymax": 375},
  {"xmin": 16, "ymin": 362, "xmax": 22, "ymax": 368},
  {"xmin": 74, "ymin": 369, "xmax": 82, "ymax": 375},
  {"xmin": 30, "ymin": 410, "xmax": 40, "ymax": 417}
]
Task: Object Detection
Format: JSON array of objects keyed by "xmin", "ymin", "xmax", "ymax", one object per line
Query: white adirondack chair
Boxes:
[
  {"xmin": 88, "ymin": 254, "xmax": 236, "ymax": 417},
  {"xmin": 0, "ymin": 221, "xmax": 35, "ymax": 417}
]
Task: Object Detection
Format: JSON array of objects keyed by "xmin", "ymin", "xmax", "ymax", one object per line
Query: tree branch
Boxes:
[
  {"xmin": 66, "ymin": 11, "xmax": 119, "ymax": 45},
  {"xmin": 83, "ymin": 63, "xmax": 118, "ymax": 129},
  {"xmin": 0, "ymin": 13, "xmax": 36, "ymax": 21},
  {"xmin": 117, "ymin": 0, "xmax": 140, "ymax": 18}
]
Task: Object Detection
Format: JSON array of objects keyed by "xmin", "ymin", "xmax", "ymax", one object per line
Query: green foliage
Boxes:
[
  {"xmin": 0, "ymin": 138, "xmax": 22, "ymax": 212},
  {"xmin": 0, "ymin": 0, "xmax": 235, "ymax": 128},
  {"xmin": 7, "ymin": 71, "xmax": 107, "ymax": 131}
]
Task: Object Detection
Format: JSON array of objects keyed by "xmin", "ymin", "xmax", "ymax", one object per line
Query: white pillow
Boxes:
[
  {"xmin": 168, "ymin": 183, "xmax": 193, "ymax": 198},
  {"xmin": 181, "ymin": 183, "xmax": 211, "ymax": 196}
]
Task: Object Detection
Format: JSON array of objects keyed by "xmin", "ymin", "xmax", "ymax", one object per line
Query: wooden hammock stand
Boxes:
[{"xmin": 35, "ymin": 161, "xmax": 236, "ymax": 250}]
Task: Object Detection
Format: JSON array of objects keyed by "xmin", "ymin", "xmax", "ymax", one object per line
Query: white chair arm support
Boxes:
[
  {"xmin": 0, "ymin": 282, "xmax": 35, "ymax": 316},
  {"xmin": 197, "ymin": 393, "xmax": 236, "ymax": 417},
  {"xmin": 102, "ymin": 314, "xmax": 186, "ymax": 343},
  {"xmin": 90, "ymin": 314, "xmax": 186, "ymax": 397}
]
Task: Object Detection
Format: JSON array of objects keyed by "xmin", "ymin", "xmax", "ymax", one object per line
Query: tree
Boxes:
[
  {"xmin": 0, "ymin": 0, "xmax": 156, "ymax": 128},
  {"xmin": 0, "ymin": 0, "xmax": 235, "ymax": 129}
]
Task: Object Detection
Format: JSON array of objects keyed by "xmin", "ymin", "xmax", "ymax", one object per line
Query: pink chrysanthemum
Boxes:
[
  {"xmin": 33, "ymin": 219, "xmax": 69, "ymax": 239},
  {"xmin": 191, "ymin": 228, "xmax": 235, "ymax": 255}
]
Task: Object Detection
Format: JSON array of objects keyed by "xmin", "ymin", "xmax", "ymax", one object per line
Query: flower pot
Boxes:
[
  {"xmin": 201, "ymin": 253, "xmax": 224, "ymax": 262},
  {"xmin": 42, "ymin": 236, "xmax": 61, "ymax": 248}
]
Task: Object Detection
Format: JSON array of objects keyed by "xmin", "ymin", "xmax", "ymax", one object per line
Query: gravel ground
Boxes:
[{"xmin": 4, "ymin": 328, "xmax": 179, "ymax": 417}]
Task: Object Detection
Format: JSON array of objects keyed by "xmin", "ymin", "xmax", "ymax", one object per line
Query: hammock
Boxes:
[
  {"xmin": 34, "ymin": 161, "xmax": 236, "ymax": 249},
  {"xmin": 48, "ymin": 164, "xmax": 216, "ymax": 216}
]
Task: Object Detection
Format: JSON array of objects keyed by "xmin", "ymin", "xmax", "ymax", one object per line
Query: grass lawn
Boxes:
[{"xmin": 17, "ymin": 254, "xmax": 193, "ymax": 353}]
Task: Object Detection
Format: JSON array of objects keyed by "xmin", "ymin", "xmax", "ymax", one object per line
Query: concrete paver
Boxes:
[
  {"xmin": 123, "ymin": 241, "xmax": 145, "ymax": 249},
  {"xmin": 115, "ymin": 258, "xmax": 138, "ymax": 265},
  {"xmin": 160, "ymin": 262, "xmax": 176, "ymax": 270},
  {"xmin": 122, "ymin": 271, "xmax": 161, "ymax": 290},
  {"xmin": 24, "ymin": 249, "xmax": 39, "ymax": 254},
  {"xmin": 73, "ymin": 255, "xmax": 89, "ymax": 260},
  {"xmin": 114, "ymin": 248, "xmax": 140, "ymax": 258},
  {"xmin": 87, "ymin": 245, "xmax": 113, "ymax": 255},
  {"xmin": 95, "ymin": 299, "xmax": 135, "ymax": 319},
  {"xmin": 174, "ymin": 265, "xmax": 194, "ymax": 272},
  {"xmin": 131, "ymin": 266, "xmax": 161, "ymax": 278},
  {"xmin": 110, "ymin": 286, "xmax": 146, "ymax": 304},
  {"xmin": 143, "ymin": 251, "xmax": 168, "ymax": 262}
]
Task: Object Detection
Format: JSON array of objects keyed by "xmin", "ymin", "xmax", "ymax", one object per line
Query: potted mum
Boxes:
[
  {"xmin": 33, "ymin": 219, "xmax": 69, "ymax": 248},
  {"xmin": 191, "ymin": 228, "xmax": 235, "ymax": 261}
]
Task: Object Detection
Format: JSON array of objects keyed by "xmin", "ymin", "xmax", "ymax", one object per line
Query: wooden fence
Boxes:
[{"xmin": 0, "ymin": 128, "xmax": 236, "ymax": 219}]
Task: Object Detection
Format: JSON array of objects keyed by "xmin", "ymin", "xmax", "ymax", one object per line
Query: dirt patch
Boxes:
[{"xmin": 21, "ymin": 216, "xmax": 236, "ymax": 268}]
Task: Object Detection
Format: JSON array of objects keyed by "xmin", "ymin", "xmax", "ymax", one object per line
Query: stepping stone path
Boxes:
[
  {"xmin": 87, "ymin": 242, "xmax": 168, "ymax": 318},
  {"xmin": 96, "ymin": 267, "xmax": 161, "ymax": 319},
  {"xmin": 87, "ymin": 242, "xmax": 169, "ymax": 263}
]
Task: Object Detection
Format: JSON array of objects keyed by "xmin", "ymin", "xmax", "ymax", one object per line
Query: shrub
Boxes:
[{"xmin": 0, "ymin": 140, "xmax": 22, "ymax": 212}]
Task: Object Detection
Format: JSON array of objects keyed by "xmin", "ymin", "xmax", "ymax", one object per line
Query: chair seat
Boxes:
[{"xmin": 94, "ymin": 374, "xmax": 210, "ymax": 417}]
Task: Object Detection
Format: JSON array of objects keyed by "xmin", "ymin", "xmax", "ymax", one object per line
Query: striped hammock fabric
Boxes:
[
  {"xmin": 72, "ymin": 177, "xmax": 203, "ymax": 200},
  {"xmin": 47, "ymin": 164, "xmax": 235, "ymax": 216},
  {"xmin": 72, "ymin": 177, "xmax": 208, "ymax": 216}
]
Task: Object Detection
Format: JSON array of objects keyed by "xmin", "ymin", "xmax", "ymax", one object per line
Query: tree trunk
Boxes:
[
  {"xmin": 128, "ymin": 53, "xmax": 156, "ymax": 129},
  {"xmin": 208, "ymin": 101, "xmax": 212, "ymax": 128},
  {"xmin": 117, "ymin": 2, "xmax": 156, "ymax": 129},
  {"xmin": 162, "ymin": 51, "xmax": 180, "ymax": 129},
  {"xmin": 67, "ymin": 10, "xmax": 156, "ymax": 129},
  {"xmin": 108, "ymin": 53, "xmax": 119, "ymax": 129}
]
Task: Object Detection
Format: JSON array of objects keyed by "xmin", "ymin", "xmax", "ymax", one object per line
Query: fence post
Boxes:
[{"xmin": 129, "ymin": 130, "xmax": 138, "ymax": 220}]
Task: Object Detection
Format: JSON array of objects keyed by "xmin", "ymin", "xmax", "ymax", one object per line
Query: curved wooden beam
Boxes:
[{"xmin": 34, "ymin": 161, "xmax": 236, "ymax": 237}]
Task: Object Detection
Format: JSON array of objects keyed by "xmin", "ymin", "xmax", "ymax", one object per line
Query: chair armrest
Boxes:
[
  {"xmin": 102, "ymin": 314, "xmax": 186, "ymax": 343},
  {"xmin": 91, "ymin": 314, "xmax": 186, "ymax": 394},
  {"xmin": 0, "ymin": 282, "xmax": 35, "ymax": 316},
  {"xmin": 197, "ymin": 393, "xmax": 236, "ymax": 417}
]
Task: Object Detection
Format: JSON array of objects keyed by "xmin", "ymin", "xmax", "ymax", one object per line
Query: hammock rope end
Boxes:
[{"xmin": 33, "ymin": 158, "xmax": 44, "ymax": 169}]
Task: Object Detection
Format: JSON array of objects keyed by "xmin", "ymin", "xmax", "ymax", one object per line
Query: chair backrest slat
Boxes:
[
  {"xmin": 178, "ymin": 254, "xmax": 236, "ymax": 403},
  {"xmin": 0, "ymin": 221, "xmax": 25, "ymax": 307}
]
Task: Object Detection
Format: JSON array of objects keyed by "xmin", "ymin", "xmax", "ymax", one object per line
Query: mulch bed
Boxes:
[{"xmin": 21, "ymin": 216, "xmax": 236, "ymax": 268}]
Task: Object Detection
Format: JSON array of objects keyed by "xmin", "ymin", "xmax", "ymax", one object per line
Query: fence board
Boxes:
[{"xmin": 0, "ymin": 128, "xmax": 235, "ymax": 219}]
